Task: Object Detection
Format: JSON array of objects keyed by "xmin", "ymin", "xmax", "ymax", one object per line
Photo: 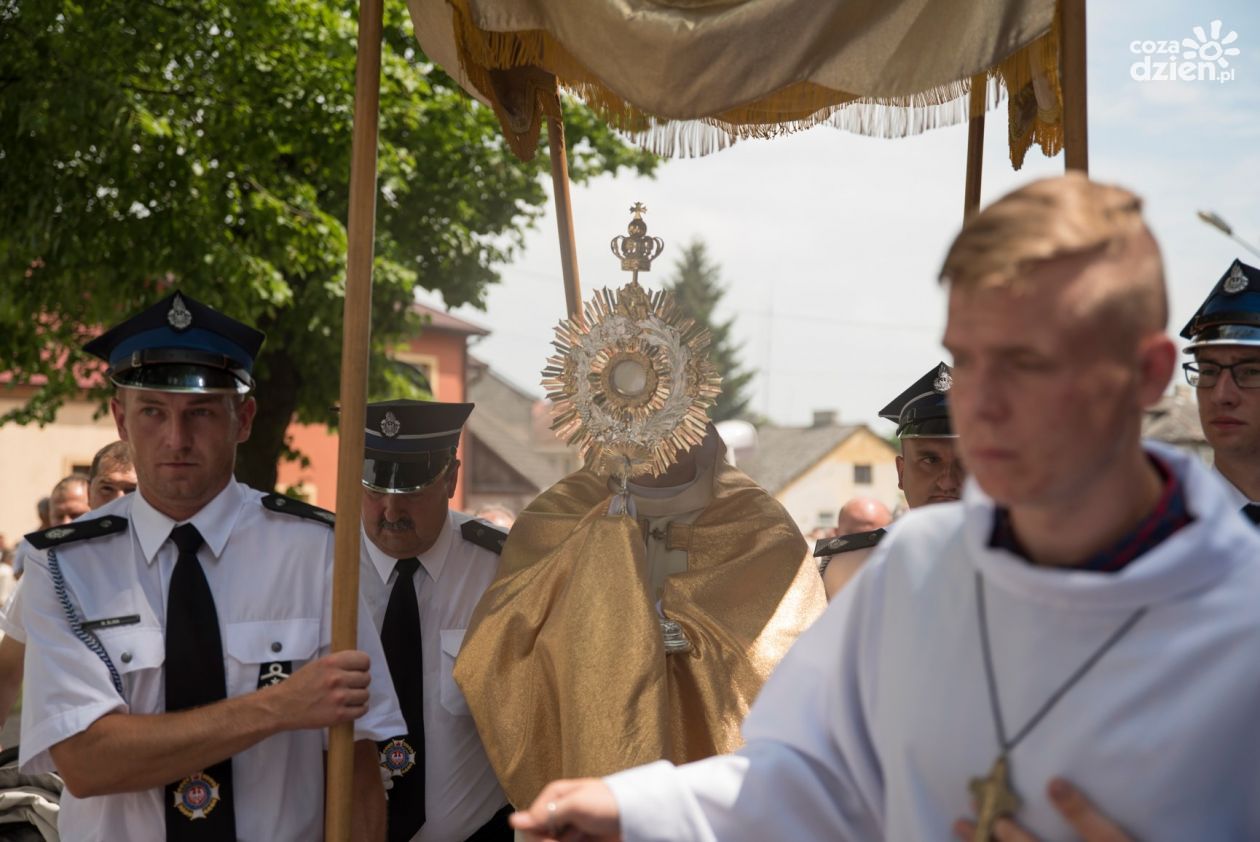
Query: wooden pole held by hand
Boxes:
[{"xmin": 325, "ymin": 0, "xmax": 383, "ymax": 837}]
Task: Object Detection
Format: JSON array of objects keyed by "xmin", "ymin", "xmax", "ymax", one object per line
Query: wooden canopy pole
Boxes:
[
  {"xmin": 543, "ymin": 93, "xmax": 583, "ymax": 319},
  {"xmin": 325, "ymin": 0, "xmax": 384, "ymax": 837},
  {"xmin": 963, "ymin": 75, "xmax": 986, "ymax": 219},
  {"xmin": 1060, "ymin": 0, "xmax": 1088, "ymax": 173}
]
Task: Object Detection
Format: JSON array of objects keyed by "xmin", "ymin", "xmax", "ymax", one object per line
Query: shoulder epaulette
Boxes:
[
  {"xmin": 25, "ymin": 516, "xmax": 129, "ymax": 550},
  {"xmin": 261, "ymin": 494, "xmax": 336, "ymax": 527},
  {"xmin": 460, "ymin": 519, "xmax": 507, "ymax": 555},
  {"xmin": 813, "ymin": 527, "xmax": 886, "ymax": 558}
]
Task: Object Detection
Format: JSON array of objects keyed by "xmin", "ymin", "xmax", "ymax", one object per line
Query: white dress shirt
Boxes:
[
  {"xmin": 607, "ymin": 444, "xmax": 1260, "ymax": 840},
  {"xmin": 361, "ymin": 511, "xmax": 508, "ymax": 841},
  {"xmin": 18, "ymin": 481, "xmax": 405, "ymax": 842},
  {"xmin": 0, "ymin": 573, "xmax": 24, "ymax": 643}
]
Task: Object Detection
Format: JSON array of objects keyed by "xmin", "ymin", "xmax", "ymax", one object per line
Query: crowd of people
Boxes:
[{"xmin": 2, "ymin": 174, "xmax": 1259, "ymax": 842}]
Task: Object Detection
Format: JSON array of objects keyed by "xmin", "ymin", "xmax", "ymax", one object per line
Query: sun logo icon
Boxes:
[{"xmin": 1183, "ymin": 20, "xmax": 1241, "ymax": 68}]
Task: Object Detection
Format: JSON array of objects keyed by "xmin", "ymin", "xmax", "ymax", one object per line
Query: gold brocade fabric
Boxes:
[
  {"xmin": 405, "ymin": 0, "xmax": 1063, "ymax": 166},
  {"xmin": 453, "ymin": 453, "xmax": 825, "ymax": 808}
]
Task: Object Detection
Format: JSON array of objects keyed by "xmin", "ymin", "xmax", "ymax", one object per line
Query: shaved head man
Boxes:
[{"xmin": 835, "ymin": 497, "xmax": 892, "ymax": 536}]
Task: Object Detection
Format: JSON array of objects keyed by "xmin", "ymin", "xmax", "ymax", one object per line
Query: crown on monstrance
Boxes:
[{"xmin": 609, "ymin": 203, "xmax": 665, "ymax": 277}]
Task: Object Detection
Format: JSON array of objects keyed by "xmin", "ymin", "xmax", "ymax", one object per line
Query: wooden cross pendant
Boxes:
[{"xmin": 968, "ymin": 754, "xmax": 1021, "ymax": 841}]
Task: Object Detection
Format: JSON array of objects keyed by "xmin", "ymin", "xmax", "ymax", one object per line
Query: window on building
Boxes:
[
  {"xmin": 854, "ymin": 464, "xmax": 873, "ymax": 485},
  {"xmin": 817, "ymin": 511, "xmax": 835, "ymax": 530}
]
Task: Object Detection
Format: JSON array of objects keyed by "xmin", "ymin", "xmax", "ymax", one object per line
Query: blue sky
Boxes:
[{"xmin": 421, "ymin": 1, "xmax": 1260, "ymax": 428}]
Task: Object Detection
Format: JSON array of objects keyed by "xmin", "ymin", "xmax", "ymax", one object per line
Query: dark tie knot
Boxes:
[
  {"xmin": 170, "ymin": 523, "xmax": 205, "ymax": 555},
  {"xmin": 1243, "ymin": 503, "xmax": 1260, "ymax": 525},
  {"xmin": 394, "ymin": 556, "xmax": 420, "ymax": 578}
]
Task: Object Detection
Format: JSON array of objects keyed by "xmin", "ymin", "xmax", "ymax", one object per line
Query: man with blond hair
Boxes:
[{"xmin": 511, "ymin": 175, "xmax": 1260, "ymax": 841}]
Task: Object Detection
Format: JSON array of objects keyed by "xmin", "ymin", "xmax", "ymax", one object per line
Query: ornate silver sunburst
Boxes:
[{"xmin": 542, "ymin": 279, "xmax": 721, "ymax": 479}]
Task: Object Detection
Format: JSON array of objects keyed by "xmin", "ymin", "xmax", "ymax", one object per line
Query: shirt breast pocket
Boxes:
[
  {"xmin": 439, "ymin": 629, "xmax": 470, "ymax": 716},
  {"xmin": 224, "ymin": 619, "xmax": 320, "ymax": 696},
  {"xmin": 96, "ymin": 626, "xmax": 165, "ymax": 700}
]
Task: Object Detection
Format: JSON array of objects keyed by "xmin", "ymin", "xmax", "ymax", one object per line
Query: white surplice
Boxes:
[{"xmin": 607, "ymin": 444, "xmax": 1260, "ymax": 841}]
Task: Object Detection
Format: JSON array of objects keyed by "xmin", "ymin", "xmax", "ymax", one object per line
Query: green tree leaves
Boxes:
[
  {"xmin": 665, "ymin": 240, "xmax": 755, "ymax": 422},
  {"xmin": 0, "ymin": 0, "xmax": 656, "ymax": 487}
]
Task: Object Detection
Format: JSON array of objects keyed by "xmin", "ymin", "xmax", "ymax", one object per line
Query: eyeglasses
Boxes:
[{"xmin": 1183, "ymin": 360, "xmax": 1260, "ymax": 389}]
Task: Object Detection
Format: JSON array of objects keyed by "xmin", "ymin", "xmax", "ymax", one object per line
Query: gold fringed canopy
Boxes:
[{"xmin": 405, "ymin": 0, "xmax": 1064, "ymax": 165}]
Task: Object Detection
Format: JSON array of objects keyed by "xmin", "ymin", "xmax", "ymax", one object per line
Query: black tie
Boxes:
[
  {"xmin": 164, "ymin": 524, "xmax": 235, "ymax": 840},
  {"xmin": 1244, "ymin": 504, "xmax": 1260, "ymax": 525},
  {"xmin": 379, "ymin": 557, "xmax": 426, "ymax": 842}
]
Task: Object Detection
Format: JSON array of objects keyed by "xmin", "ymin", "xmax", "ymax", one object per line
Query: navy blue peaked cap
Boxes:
[
  {"xmin": 83, "ymin": 292, "xmax": 264, "ymax": 394},
  {"xmin": 878, "ymin": 362, "xmax": 955, "ymax": 439},
  {"xmin": 362, "ymin": 399, "xmax": 473, "ymax": 493},
  {"xmin": 1181, "ymin": 259, "xmax": 1260, "ymax": 351}
]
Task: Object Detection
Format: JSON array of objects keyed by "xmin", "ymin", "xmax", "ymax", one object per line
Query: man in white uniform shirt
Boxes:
[
  {"xmin": 1179, "ymin": 259, "xmax": 1260, "ymax": 521},
  {"xmin": 17, "ymin": 292, "xmax": 404, "ymax": 841},
  {"xmin": 0, "ymin": 440, "xmax": 138, "ymax": 733},
  {"xmin": 510, "ymin": 176, "xmax": 1260, "ymax": 841},
  {"xmin": 359, "ymin": 399, "xmax": 512, "ymax": 842},
  {"xmin": 816, "ymin": 362, "xmax": 964, "ymax": 598}
]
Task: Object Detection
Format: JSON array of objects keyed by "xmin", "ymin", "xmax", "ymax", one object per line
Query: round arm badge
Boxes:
[
  {"xmin": 379, "ymin": 737, "xmax": 417, "ymax": 786},
  {"xmin": 173, "ymin": 771, "xmax": 222, "ymax": 820}
]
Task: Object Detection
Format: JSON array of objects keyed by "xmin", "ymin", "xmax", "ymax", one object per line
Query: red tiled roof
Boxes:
[{"xmin": 411, "ymin": 302, "xmax": 490, "ymax": 336}]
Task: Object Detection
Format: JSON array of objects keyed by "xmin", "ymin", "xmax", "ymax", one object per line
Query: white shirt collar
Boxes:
[
  {"xmin": 955, "ymin": 441, "xmax": 1249, "ymax": 611},
  {"xmin": 131, "ymin": 480, "xmax": 245, "ymax": 565},
  {"xmin": 362, "ymin": 511, "xmax": 455, "ymax": 585},
  {"xmin": 1212, "ymin": 465, "xmax": 1257, "ymax": 508}
]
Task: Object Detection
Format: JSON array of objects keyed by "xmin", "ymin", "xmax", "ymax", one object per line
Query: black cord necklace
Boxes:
[{"xmin": 967, "ymin": 572, "xmax": 1147, "ymax": 841}]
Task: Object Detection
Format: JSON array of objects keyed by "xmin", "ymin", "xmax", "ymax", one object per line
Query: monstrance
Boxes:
[{"xmin": 542, "ymin": 203, "xmax": 722, "ymax": 482}]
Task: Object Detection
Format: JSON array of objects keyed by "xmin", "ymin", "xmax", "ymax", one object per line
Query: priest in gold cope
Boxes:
[{"xmin": 455, "ymin": 424, "xmax": 825, "ymax": 809}]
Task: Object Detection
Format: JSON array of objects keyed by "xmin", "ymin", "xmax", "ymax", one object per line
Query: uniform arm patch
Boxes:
[
  {"xmin": 813, "ymin": 527, "xmax": 886, "ymax": 558},
  {"xmin": 460, "ymin": 519, "xmax": 507, "ymax": 555},
  {"xmin": 25, "ymin": 516, "xmax": 129, "ymax": 550},
  {"xmin": 261, "ymin": 494, "xmax": 336, "ymax": 527}
]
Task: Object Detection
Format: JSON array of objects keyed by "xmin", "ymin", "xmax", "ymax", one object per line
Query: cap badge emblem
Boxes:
[
  {"xmin": 167, "ymin": 295, "xmax": 193, "ymax": 330},
  {"xmin": 380, "ymin": 411, "xmax": 401, "ymax": 438},
  {"xmin": 379, "ymin": 737, "xmax": 417, "ymax": 778},
  {"xmin": 1224, "ymin": 262, "xmax": 1249, "ymax": 295},
  {"xmin": 172, "ymin": 771, "xmax": 221, "ymax": 820},
  {"xmin": 933, "ymin": 367, "xmax": 953, "ymax": 393}
]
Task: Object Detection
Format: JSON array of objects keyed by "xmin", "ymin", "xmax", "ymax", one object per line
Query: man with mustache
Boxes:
[
  {"xmin": 358, "ymin": 399, "xmax": 512, "ymax": 841},
  {"xmin": 510, "ymin": 176, "xmax": 1260, "ymax": 841},
  {"xmin": 15, "ymin": 292, "xmax": 403, "ymax": 841},
  {"xmin": 1179, "ymin": 259, "xmax": 1260, "ymax": 522},
  {"xmin": 818, "ymin": 362, "xmax": 963, "ymax": 598}
]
